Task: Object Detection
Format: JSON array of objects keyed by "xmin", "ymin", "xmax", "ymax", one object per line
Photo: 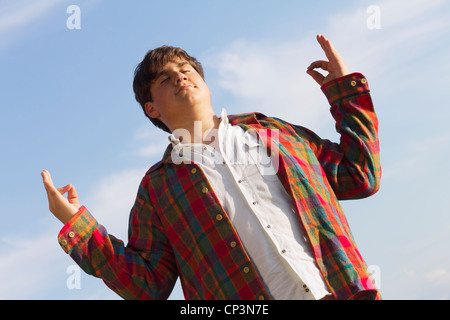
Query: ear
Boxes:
[{"xmin": 144, "ymin": 102, "xmax": 160, "ymax": 119}]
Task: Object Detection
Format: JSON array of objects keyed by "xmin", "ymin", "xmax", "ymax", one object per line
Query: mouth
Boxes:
[{"xmin": 176, "ymin": 84, "xmax": 194, "ymax": 95}]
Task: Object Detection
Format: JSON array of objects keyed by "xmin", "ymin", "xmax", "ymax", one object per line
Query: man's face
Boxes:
[{"xmin": 145, "ymin": 58, "xmax": 211, "ymax": 131}]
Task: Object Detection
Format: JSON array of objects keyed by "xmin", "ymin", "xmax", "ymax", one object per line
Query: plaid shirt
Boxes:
[{"xmin": 58, "ymin": 72, "xmax": 381, "ymax": 300}]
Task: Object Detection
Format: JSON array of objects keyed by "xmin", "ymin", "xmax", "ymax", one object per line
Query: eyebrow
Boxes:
[{"xmin": 154, "ymin": 61, "xmax": 191, "ymax": 82}]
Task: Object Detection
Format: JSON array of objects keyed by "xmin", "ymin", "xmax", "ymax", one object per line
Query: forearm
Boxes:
[
  {"xmin": 320, "ymin": 72, "xmax": 381, "ymax": 199},
  {"xmin": 58, "ymin": 205, "xmax": 178, "ymax": 299}
]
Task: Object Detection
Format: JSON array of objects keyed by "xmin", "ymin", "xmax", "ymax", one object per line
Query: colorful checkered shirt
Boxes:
[{"xmin": 58, "ymin": 72, "xmax": 381, "ymax": 300}]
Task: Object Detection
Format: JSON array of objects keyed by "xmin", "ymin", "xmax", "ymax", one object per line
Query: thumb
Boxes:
[{"xmin": 306, "ymin": 68, "xmax": 325, "ymax": 86}]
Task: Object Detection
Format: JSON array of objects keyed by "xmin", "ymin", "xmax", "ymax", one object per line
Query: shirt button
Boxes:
[
  {"xmin": 361, "ymin": 78, "xmax": 367, "ymax": 84},
  {"xmin": 68, "ymin": 232, "xmax": 75, "ymax": 238},
  {"xmin": 258, "ymin": 295, "xmax": 265, "ymax": 300},
  {"xmin": 350, "ymin": 80, "xmax": 357, "ymax": 87},
  {"xmin": 216, "ymin": 214, "xmax": 223, "ymax": 221},
  {"xmin": 243, "ymin": 267, "xmax": 250, "ymax": 273},
  {"xmin": 230, "ymin": 241, "xmax": 237, "ymax": 248},
  {"xmin": 202, "ymin": 186, "xmax": 209, "ymax": 193},
  {"xmin": 60, "ymin": 239, "xmax": 68, "ymax": 246},
  {"xmin": 191, "ymin": 168, "xmax": 197, "ymax": 174},
  {"xmin": 281, "ymin": 249, "xmax": 286, "ymax": 254},
  {"xmin": 252, "ymin": 201, "xmax": 257, "ymax": 205},
  {"xmin": 266, "ymin": 225, "xmax": 271, "ymax": 228}
]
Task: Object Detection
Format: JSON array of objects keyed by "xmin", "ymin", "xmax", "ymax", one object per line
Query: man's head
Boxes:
[{"xmin": 133, "ymin": 46, "xmax": 208, "ymax": 133}]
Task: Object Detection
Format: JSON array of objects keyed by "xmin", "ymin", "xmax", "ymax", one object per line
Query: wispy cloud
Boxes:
[
  {"xmin": 204, "ymin": 0, "xmax": 450, "ymax": 135},
  {"xmin": 3, "ymin": 0, "xmax": 449, "ymax": 300},
  {"xmin": 0, "ymin": 0, "xmax": 59, "ymax": 30},
  {"xmin": 0, "ymin": 0, "xmax": 63, "ymax": 50},
  {"xmin": 204, "ymin": 0, "xmax": 450, "ymax": 301},
  {"xmin": 83, "ymin": 167, "xmax": 148, "ymax": 241},
  {"xmin": 0, "ymin": 167, "xmax": 147, "ymax": 299},
  {"xmin": 204, "ymin": 37, "xmax": 330, "ymax": 133},
  {"xmin": 425, "ymin": 268, "xmax": 450, "ymax": 287},
  {"xmin": 0, "ymin": 232, "xmax": 61, "ymax": 299},
  {"xmin": 131, "ymin": 125, "xmax": 170, "ymax": 159},
  {"xmin": 382, "ymin": 129, "xmax": 450, "ymax": 183}
]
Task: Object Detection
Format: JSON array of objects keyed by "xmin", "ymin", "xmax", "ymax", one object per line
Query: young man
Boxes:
[{"xmin": 42, "ymin": 35, "xmax": 381, "ymax": 300}]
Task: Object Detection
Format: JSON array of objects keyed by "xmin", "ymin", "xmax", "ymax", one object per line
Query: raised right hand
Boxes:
[{"xmin": 41, "ymin": 170, "xmax": 80, "ymax": 225}]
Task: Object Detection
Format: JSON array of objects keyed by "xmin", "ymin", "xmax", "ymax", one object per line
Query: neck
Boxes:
[{"xmin": 171, "ymin": 109, "xmax": 221, "ymax": 146}]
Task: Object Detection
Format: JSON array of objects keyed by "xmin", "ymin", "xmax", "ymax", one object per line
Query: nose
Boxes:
[{"xmin": 175, "ymin": 71, "xmax": 188, "ymax": 85}]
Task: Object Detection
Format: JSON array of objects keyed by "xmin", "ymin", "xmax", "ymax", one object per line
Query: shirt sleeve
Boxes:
[
  {"xmin": 57, "ymin": 178, "xmax": 179, "ymax": 299},
  {"xmin": 292, "ymin": 72, "xmax": 381, "ymax": 200}
]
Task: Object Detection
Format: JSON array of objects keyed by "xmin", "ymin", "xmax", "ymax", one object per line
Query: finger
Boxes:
[
  {"xmin": 317, "ymin": 34, "xmax": 342, "ymax": 62},
  {"xmin": 317, "ymin": 34, "xmax": 334, "ymax": 61},
  {"xmin": 57, "ymin": 185, "xmax": 71, "ymax": 195},
  {"xmin": 67, "ymin": 184, "xmax": 80, "ymax": 206},
  {"xmin": 41, "ymin": 170, "xmax": 56, "ymax": 193},
  {"xmin": 307, "ymin": 60, "xmax": 329, "ymax": 72},
  {"xmin": 306, "ymin": 69, "xmax": 325, "ymax": 85}
]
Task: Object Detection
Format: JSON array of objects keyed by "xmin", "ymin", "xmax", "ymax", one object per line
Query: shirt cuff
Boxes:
[
  {"xmin": 57, "ymin": 206, "xmax": 98, "ymax": 254},
  {"xmin": 321, "ymin": 73, "xmax": 370, "ymax": 105}
]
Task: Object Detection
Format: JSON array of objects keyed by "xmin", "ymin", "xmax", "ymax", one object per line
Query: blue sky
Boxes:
[{"xmin": 1, "ymin": 0, "xmax": 450, "ymax": 300}]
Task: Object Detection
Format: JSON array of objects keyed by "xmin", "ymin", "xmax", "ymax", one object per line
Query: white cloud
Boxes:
[
  {"xmin": 204, "ymin": 0, "xmax": 450, "ymax": 137},
  {"xmin": 3, "ymin": 0, "xmax": 449, "ymax": 300},
  {"xmin": 0, "ymin": 0, "xmax": 60, "ymax": 31},
  {"xmin": 404, "ymin": 269, "xmax": 416, "ymax": 278},
  {"xmin": 0, "ymin": 166, "xmax": 148, "ymax": 299},
  {"xmin": 131, "ymin": 125, "xmax": 169, "ymax": 159},
  {"xmin": 382, "ymin": 129, "xmax": 450, "ymax": 183},
  {"xmin": 0, "ymin": 233, "xmax": 62, "ymax": 299},
  {"xmin": 0, "ymin": 0, "xmax": 62, "ymax": 50},
  {"xmin": 204, "ymin": 37, "xmax": 330, "ymax": 133},
  {"xmin": 425, "ymin": 268, "xmax": 450, "ymax": 286},
  {"xmin": 201, "ymin": 0, "xmax": 449, "ymax": 301},
  {"xmin": 83, "ymin": 167, "xmax": 148, "ymax": 241},
  {"xmin": 0, "ymin": 124, "xmax": 167, "ymax": 299}
]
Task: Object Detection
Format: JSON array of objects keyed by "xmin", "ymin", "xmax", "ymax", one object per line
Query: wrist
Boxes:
[
  {"xmin": 58, "ymin": 206, "xmax": 95, "ymax": 254},
  {"xmin": 321, "ymin": 73, "xmax": 369, "ymax": 105},
  {"xmin": 53, "ymin": 205, "xmax": 80, "ymax": 225}
]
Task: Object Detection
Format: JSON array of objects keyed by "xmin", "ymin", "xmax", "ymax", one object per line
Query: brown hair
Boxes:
[{"xmin": 133, "ymin": 46, "xmax": 205, "ymax": 133}]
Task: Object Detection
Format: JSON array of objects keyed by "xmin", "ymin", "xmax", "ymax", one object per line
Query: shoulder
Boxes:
[{"xmin": 228, "ymin": 112, "xmax": 296, "ymax": 131}]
